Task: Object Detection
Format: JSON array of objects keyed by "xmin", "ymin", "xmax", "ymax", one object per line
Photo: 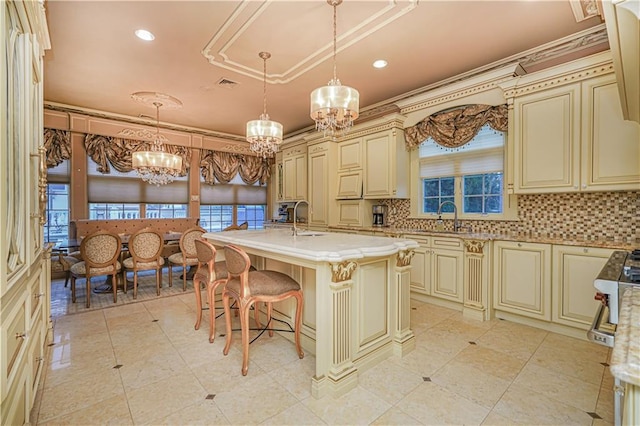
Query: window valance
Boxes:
[
  {"xmin": 43, "ymin": 128, "xmax": 71, "ymax": 168},
  {"xmin": 405, "ymin": 104, "xmax": 508, "ymax": 150},
  {"xmin": 84, "ymin": 134, "xmax": 191, "ymax": 176},
  {"xmin": 200, "ymin": 150, "xmax": 271, "ymax": 186}
]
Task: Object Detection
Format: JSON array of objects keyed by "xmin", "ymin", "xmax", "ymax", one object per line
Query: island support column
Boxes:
[
  {"xmin": 393, "ymin": 249, "xmax": 416, "ymax": 356},
  {"xmin": 311, "ymin": 260, "xmax": 359, "ymax": 398}
]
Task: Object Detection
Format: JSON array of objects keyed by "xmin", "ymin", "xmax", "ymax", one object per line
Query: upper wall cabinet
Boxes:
[
  {"xmin": 363, "ymin": 127, "xmax": 409, "ymax": 199},
  {"xmin": 511, "ymin": 65, "xmax": 640, "ymax": 194},
  {"xmin": 336, "ymin": 137, "xmax": 363, "ymax": 199},
  {"xmin": 601, "ymin": 0, "xmax": 639, "ymax": 125},
  {"xmin": 281, "ymin": 143, "xmax": 307, "ymax": 202}
]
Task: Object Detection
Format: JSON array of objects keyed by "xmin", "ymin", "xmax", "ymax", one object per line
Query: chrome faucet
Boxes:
[
  {"xmin": 292, "ymin": 200, "xmax": 309, "ymax": 236},
  {"xmin": 437, "ymin": 201, "xmax": 460, "ymax": 232}
]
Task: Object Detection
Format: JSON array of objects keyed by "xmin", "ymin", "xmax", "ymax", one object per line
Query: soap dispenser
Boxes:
[{"xmin": 435, "ymin": 215, "xmax": 444, "ymax": 231}]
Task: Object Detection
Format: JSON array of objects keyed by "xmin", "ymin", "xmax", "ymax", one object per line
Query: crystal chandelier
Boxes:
[
  {"xmin": 131, "ymin": 99, "xmax": 183, "ymax": 186},
  {"xmin": 310, "ymin": 0, "xmax": 359, "ymax": 138},
  {"xmin": 246, "ymin": 52, "xmax": 283, "ymax": 158}
]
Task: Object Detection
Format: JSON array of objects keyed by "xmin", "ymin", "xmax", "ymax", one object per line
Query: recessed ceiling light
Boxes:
[
  {"xmin": 373, "ymin": 59, "xmax": 388, "ymax": 69},
  {"xmin": 135, "ymin": 29, "xmax": 155, "ymax": 41}
]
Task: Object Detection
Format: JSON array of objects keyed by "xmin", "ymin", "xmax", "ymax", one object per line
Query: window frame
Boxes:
[{"xmin": 410, "ymin": 126, "xmax": 517, "ymax": 221}]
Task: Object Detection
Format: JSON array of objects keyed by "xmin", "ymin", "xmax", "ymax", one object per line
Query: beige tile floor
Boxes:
[{"xmin": 33, "ymin": 277, "xmax": 615, "ymax": 425}]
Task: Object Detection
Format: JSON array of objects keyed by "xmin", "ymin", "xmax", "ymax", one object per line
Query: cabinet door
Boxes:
[
  {"xmin": 282, "ymin": 157, "xmax": 296, "ymax": 201},
  {"xmin": 294, "ymin": 154, "xmax": 307, "ymax": 201},
  {"xmin": 581, "ymin": 74, "xmax": 640, "ymax": 191},
  {"xmin": 431, "ymin": 248, "xmax": 464, "ymax": 302},
  {"xmin": 513, "ymin": 84, "xmax": 581, "ymax": 193},
  {"xmin": 308, "ymin": 150, "xmax": 328, "ymax": 226},
  {"xmin": 336, "ymin": 170, "xmax": 362, "ymax": 199},
  {"xmin": 363, "ymin": 132, "xmax": 393, "ymax": 198},
  {"xmin": 336, "ymin": 200, "xmax": 366, "ymax": 227},
  {"xmin": 552, "ymin": 245, "xmax": 613, "ymax": 329},
  {"xmin": 338, "ymin": 138, "xmax": 362, "ymax": 170},
  {"xmin": 409, "ymin": 240, "xmax": 431, "ymax": 295},
  {"xmin": 493, "ymin": 241, "xmax": 552, "ymax": 320}
]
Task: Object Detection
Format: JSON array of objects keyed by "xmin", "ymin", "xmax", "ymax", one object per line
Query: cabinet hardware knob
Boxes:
[
  {"xmin": 34, "ymin": 292, "xmax": 44, "ymax": 298},
  {"xmin": 15, "ymin": 332, "xmax": 27, "ymax": 340},
  {"xmin": 517, "ymin": 243, "xmax": 522, "ymax": 247},
  {"xmin": 573, "ymin": 185, "xmax": 578, "ymax": 189},
  {"xmin": 36, "ymin": 357, "xmax": 44, "ymax": 362},
  {"xmin": 582, "ymin": 184, "xmax": 587, "ymax": 189},
  {"xmin": 583, "ymin": 248, "xmax": 588, "ymax": 253}
]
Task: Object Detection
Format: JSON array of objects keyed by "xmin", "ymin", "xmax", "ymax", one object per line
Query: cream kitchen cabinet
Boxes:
[
  {"xmin": 336, "ymin": 137, "xmax": 363, "ymax": 199},
  {"xmin": 408, "ymin": 235, "xmax": 463, "ymax": 304},
  {"xmin": 336, "ymin": 199, "xmax": 373, "ymax": 227},
  {"xmin": 409, "ymin": 235, "xmax": 431, "ymax": 295},
  {"xmin": 552, "ymin": 245, "xmax": 614, "ymax": 329},
  {"xmin": 493, "ymin": 241, "xmax": 552, "ymax": 321},
  {"xmin": 512, "ymin": 66, "xmax": 640, "ymax": 194},
  {"xmin": 1, "ymin": 2, "xmax": 52, "ymax": 424},
  {"xmin": 281, "ymin": 144, "xmax": 307, "ymax": 201},
  {"xmin": 580, "ymin": 74, "xmax": 640, "ymax": 191},
  {"xmin": 307, "ymin": 142, "xmax": 336, "ymax": 228},
  {"xmin": 362, "ymin": 127, "xmax": 409, "ymax": 199},
  {"xmin": 512, "ymin": 83, "xmax": 581, "ymax": 193}
]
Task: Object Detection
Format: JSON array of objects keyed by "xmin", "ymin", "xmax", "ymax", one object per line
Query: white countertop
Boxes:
[
  {"xmin": 203, "ymin": 229, "xmax": 419, "ymax": 263},
  {"xmin": 610, "ymin": 287, "xmax": 640, "ymax": 386}
]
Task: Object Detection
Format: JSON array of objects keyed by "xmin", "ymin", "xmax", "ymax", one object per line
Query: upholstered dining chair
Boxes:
[
  {"xmin": 122, "ymin": 228, "xmax": 164, "ymax": 299},
  {"xmin": 221, "ymin": 244, "xmax": 304, "ymax": 376},
  {"xmin": 69, "ymin": 230, "xmax": 122, "ymax": 308},
  {"xmin": 168, "ymin": 226, "xmax": 206, "ymax": 291},
  {"xmin": 57, "ymin": 250, "xmax": 82, "ymax": 288}
]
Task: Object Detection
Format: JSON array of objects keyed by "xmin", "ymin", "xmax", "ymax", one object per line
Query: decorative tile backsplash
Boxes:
[{"xmin": 381, "ymin": 191, "xmax": 639, "ymax": 242}]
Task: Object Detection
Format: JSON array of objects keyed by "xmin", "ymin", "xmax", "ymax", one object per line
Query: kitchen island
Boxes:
[{"xmin": 203, "ymin": 228, "xmax": 419, "ymax": 398}]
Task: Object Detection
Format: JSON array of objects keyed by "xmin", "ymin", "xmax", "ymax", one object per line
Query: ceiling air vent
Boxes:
[{"xmin": 216, "ymin": 78, "xmax": 239, "ymax": 89}]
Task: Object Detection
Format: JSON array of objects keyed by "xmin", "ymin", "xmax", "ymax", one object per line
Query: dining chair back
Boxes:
[
  {"xmin": 122, "ymin": 228, "xmax": 165, "ymax": 298},
  {"xmin": 69, "ymin": 230, "xmax": 122, "ymax": 308},
  {"xmin": 221, "ymin": 244, "xmax": 304, "ymax": 375},
  {"xmin": 168, "ymin": 226, "xmax": 206, "ymax": 291}
]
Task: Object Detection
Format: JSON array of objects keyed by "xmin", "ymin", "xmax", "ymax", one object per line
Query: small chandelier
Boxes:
[
  {"xmin": 131, "ymin": 98, "xmax": 183, "ymax": 186},
  {"xmin": 246, "ymin": 51, "xmax": 283, "ymax": 158},
  {"xmin": 310, "ymin": 0, "xmax": 359, "ymax": 138}
]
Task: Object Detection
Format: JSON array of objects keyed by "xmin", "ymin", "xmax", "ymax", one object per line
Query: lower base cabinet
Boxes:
[
  {"xmin": 409, "ymin": 236, "xmax": 463, "ymax": 303},
  {"xmin": 552, "ymin": 245, "xmax": 613, "ymax": 329},
  {"xmin": 493, "ymin": 241, "xmax": 552, "ymax": 321}
]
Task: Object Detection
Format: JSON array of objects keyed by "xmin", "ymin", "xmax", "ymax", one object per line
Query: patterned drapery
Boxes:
[
  {"xmin": 43, "ymin": 128, "xmax": 72, "ymax": 168},
  {"xmin": 405, "ymin": 104, "xmax": 508, "ymax": 150},
  {"xmin": 200, "ymin": 149, "xmax": 271, "ymax": 185},
  {"xmin": 84, "ymin": 134, "xmax": 191, "ymax": 175}
]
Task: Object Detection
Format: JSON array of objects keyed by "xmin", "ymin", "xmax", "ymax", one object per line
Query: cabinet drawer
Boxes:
[
  {"xmin": 432, "ymin": 237, "xmax": 463, "ymax": 250},
  {"xmin": 3, "ymin": 295, "xmax": 28, "ymax": 393}
]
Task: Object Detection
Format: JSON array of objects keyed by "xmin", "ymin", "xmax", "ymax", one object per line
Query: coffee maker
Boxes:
[{"xmin": 372, "ymin": 205, "xmax": 388, "ymax": 227}]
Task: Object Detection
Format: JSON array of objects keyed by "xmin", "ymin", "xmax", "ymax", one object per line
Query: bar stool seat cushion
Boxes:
[{"xmin": 225, "ymin": 270, "xmax": 301, "ymax": 296}]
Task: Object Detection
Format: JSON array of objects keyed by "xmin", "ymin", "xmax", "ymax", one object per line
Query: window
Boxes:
[
  {"xmin": 89, "ymin": 203, "xmax": 140, "ymax": 219},
  {"xmin": 199, "ymin": 174, "xmax": 267, "ymax": 232},
  {"xmin": 414, "ymin": 124, "xmax": 514, "ymax": 219},
  {"xmin": 44, "ymin": 183, "xmax": 70, "ymax": 243},
  {"xmin": 45, "ymin": 159, "xmax": 71, "ymax": 243},
  {"xmin": 87, "ymin": 157, "xmax": 189, "ymax": 219},
  {"xmin": 146, "ymin": 204, "xmax": 188, "ymax": 218},
  {"xmin": 200, "ymin": 205, "xmax": 233, "ymax": 232}
]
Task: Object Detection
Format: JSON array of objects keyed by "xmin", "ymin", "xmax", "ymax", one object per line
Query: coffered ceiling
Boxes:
[{"xmin": 43, "ymin": 0, "xmax": 607, "ymax": 139}]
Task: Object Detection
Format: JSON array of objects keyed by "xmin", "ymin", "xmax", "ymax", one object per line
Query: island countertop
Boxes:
[{"xmin": 203, "ymin": 228, "xmax": 419, "ymax": 263}]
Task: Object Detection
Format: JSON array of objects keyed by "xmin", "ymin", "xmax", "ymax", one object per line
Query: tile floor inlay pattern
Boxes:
[{"xmin": 33, "ymin": 279, "xmax": 615, "ymax": 425}]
